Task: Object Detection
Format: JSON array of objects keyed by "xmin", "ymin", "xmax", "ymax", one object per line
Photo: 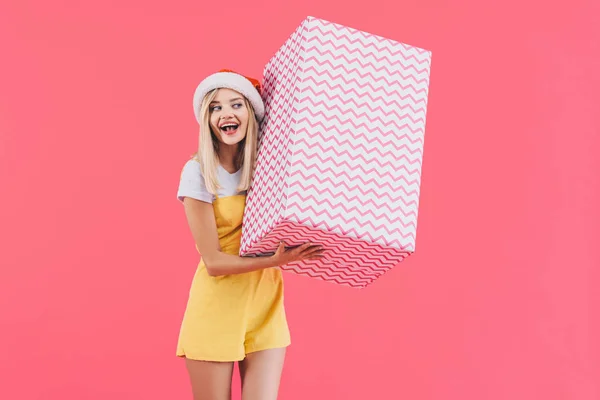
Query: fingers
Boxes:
[
  {"xmin": 286, "ymin": 243, "xmax": 316, "ymax": 257},
  {"xmin": 303, "ymin": 246, "xmax": 324, "ymax": 257},
  {"xmin": 278, "ymin": 242, "xmax": 326, "ymax": 262},
  {"xmin": 306, "ymin": 251, "xmax": 326, "ymax": 260},
  {"xmin": 300, "ymin": 245, "xmax": 326, "ymax": 261},
  {"xmin": 275, "ymin": 242, "xmax": 286, "ymax": 255},
  {"xmin": 296, "ymin": 242, "xmax": 314, "ymax": 252}
]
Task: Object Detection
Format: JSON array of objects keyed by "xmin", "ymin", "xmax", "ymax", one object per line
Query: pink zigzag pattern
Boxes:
[
  {"xmin": 287, "ymin": 211, "xmax": 416, "ymax": 246},
  {"xmin": 296, "ymin": 96, "xmax": 426, "ymax": 126},
  {"xmin": 286, "ymin": 169, "xmax": 420, "ymax": 212},
  {"xmin": 288, "ymin": 159, "xmax": 420, "ymax": 199},
  {"xmin": 290, "ymin": 180, "xmax": 416, "ymax": 220},
  {"xmin": 303, "ymin": 35, "xmax": 430, "ymax": 74},
  {"xmin": 294, "ymin": 136, "xmax": 421, "ymax": 172},
  {"xmin": 287, "ymin": 191, "xmax": 417, "ymax": 230},
  {"xmin": 240, "ymin": 16, "xmax": 430, "ymax": 287},
  {"xmin": 315, "ymin": 18, "xmax": 430, "ymax": 56},
  {"xmin": 306, "ymin": 22, "xmax": 431, "ymax": 63},
  {"xmin": 303, "ymin": 58, "xmax": 429, "ymax": 97},
  {"xmin": 248, "ymin": 24, "xmax": 305, "ymax": 226},
  {"xmin": 293, "ymin": 140, "xmax": 422, "ymax": 179},
  {"xmin": 303, "ymin": 85, "xmax": 426, "ymax": 119},
  {"xmin": 242, "ymin": 219, "xmax": 412, "ymax": 288},
  {"xmin": 296, "ymin": 106, "xmax": 425, "ymax": 136},
  {"xmin": 302, "ymin": 74, "xmax": 428, "ymax": 108},
  {"xmin": 260, "ymin": 242, "xmax": 392, "ymax": 278},
  {"xmin": 248, "ymin": 223, "xmax": 407, "ymax": 269},
  {"xmin": 290, "ymin": 148, "xmax": 422, "ymax": 188},
  {"xmin": 245, "ymin": 198, "xmax": 412, "ymax": 260},
  {"xmin": 264, "ymin": 245, "xmax": 405, "ymax": 279},
  {"xmin": 297, "ymin": 126, "xmax": 423, "ymax": 159},
  {"xmin": 294, "ymin": 117, "xmax": 424, "ymax": 146}
]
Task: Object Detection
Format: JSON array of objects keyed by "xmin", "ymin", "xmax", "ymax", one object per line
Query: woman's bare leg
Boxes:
[
  {"xmin": 185, "ymin": 358, "xmax": 234, "ymax": 400},
  {"xmin": 239, "ymin": 348, "xmax": 286, "ymax": 400}
]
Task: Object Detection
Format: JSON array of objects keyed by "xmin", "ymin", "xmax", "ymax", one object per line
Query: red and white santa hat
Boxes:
[{"xmin": 192, "ymin": 69, "xmax": 264, "ymax": 123}]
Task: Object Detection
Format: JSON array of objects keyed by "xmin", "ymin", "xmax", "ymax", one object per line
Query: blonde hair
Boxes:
[{"xmin": 192, "ymin": 88, "xmax": 258, "ymax": 195}]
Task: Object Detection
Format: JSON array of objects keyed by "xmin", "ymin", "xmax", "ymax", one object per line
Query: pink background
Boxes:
[{"xmin": 1, "ymin": 1, "xmax": 599, "ymax": 399}]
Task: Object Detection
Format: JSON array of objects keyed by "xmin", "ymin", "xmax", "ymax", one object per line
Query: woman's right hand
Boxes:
[{"xmin": 271, "ymin": 242, "xmax": 325, "ymax": 266}]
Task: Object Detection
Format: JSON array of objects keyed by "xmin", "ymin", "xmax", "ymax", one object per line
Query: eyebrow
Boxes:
[{"xmin": 210, "ymin": 97, "xmax": 244, "ymax": 105}]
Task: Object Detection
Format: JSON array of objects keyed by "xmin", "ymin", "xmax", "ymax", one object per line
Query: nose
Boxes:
[{"xmin": 221, "ymin": 110, "xmax": 235, "ymax": 121}]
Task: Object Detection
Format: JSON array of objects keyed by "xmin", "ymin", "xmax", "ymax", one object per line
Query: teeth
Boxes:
[{"xmin": 221, "ymin": 124, "xmax": 238, "ymax": 132}]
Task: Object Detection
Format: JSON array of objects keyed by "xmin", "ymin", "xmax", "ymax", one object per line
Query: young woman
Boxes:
[{"xmin": 176, "ymin": 69, "xmax": 324, "ymax": 400}]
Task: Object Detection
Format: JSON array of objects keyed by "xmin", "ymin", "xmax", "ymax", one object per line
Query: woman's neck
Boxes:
[{"xmin": 218, "ymin": 143, "xmax": 240, "ymax": 173}]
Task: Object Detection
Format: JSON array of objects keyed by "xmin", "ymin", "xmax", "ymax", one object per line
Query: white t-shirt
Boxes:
[{"xmin": 177, "ymin": 158, "xmax": 245, "ymax": 204}]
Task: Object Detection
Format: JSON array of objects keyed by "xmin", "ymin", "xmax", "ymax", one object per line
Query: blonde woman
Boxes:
[{"xmin": 176, "ymin": 69, "xmax": 324, "ymax": 400}]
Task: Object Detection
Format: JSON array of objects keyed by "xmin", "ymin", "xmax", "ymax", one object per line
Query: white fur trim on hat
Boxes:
[{"xmin": 192, "ymin": 71, "xmax": 265, "ymax": 123}]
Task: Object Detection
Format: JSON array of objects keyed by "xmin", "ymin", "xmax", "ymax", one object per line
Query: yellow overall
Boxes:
[{"xmin": 176, "ymin": 194, "xmax": 290, "ymax": 362}]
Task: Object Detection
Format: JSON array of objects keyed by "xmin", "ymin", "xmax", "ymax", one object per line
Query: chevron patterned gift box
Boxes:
[{"xmin": 240, "ymin": 16, "xmax": 432, "ymax": 288}]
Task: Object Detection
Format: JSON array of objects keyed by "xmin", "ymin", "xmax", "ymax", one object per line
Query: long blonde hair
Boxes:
[{"xmin": 192, "ymin": 88, "xmax": 258, "ymax": 195}]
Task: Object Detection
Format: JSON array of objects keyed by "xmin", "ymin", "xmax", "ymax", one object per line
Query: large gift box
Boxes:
[{"xmin": 240, "ymin": 16, "xmax": 432, "ymax": 288}]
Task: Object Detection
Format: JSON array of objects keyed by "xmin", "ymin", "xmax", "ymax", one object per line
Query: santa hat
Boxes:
[{"xmin": 192, "ymin": 69, "xmax": 264, "ymax": 123}]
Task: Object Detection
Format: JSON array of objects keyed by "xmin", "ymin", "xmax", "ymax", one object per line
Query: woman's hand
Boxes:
[{"xmin": 271, "ymin": 242, "xmax": 325, "ymax": 266}]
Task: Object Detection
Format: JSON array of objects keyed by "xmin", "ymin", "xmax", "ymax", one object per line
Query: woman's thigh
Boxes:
[
  {"xmin": 239, "ymin": 347, "xmax": 286, "ymax": 400},
  {"xmin": 185, "ymin": 358, "xmax": 234, "ymax": 400}
]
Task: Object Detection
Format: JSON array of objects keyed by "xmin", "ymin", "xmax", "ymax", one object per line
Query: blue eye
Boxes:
[
  {"xmin": 211, "ymin": 105, "xmax": 221, "ymax": 111},
  {"xmin": 233, "ymin": 103, "xmax": 243, "ymax": 108}
]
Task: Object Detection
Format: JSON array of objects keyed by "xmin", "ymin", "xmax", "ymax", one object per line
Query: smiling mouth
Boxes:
[{"xmin": 220, "ymin": 124, "xmax": 239, "ymax": 134}]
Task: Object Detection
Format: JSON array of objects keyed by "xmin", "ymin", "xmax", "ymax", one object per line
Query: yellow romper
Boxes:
[{"xmin": 176, "ymin": 187, "xmax": 291, "ymax": 362}]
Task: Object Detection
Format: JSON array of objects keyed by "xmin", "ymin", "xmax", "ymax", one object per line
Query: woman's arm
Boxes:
[{"xmin": 183, "ymin": 197, "xmax": 323, "ymax": 276}]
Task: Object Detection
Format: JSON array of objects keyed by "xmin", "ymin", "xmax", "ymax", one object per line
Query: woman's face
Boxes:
[{"xmin": 209, "ymin": 88, "xmax": 250, "ymax": 147}]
